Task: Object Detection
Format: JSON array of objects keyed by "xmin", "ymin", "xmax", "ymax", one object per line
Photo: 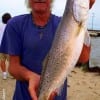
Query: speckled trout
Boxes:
[{"xmin": 38, "ymin": 0, "xmax": 89, "ymax": 99}]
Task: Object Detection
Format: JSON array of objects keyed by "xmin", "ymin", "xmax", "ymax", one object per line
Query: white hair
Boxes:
[{"xmin": 25, "ymin": 0, "xmax": 31, "ymax": 11}]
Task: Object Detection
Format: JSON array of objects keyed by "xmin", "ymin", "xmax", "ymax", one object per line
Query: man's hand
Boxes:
[
  {"xmin": 28, "ymin": 73, "xmax": 57, "ymax": 100},
  {"xmin": 90, "ymin": 0, "xmax": 95, "ymax": 9},
  {"xmin": 49, "ymin": 91, "xmax": 57, "ymax": 100},
  {"xmin": 28, "ymin": 73, "xmax": 40, "ymax": 100}
]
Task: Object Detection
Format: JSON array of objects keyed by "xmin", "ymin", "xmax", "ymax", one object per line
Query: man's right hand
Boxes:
[{"xmin": 28, "ymin": 73, "xmax": 40, "ymax": 100}]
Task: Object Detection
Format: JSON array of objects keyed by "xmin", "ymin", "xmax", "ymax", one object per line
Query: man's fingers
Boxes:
[
  {"xmin": 89, "ymin": 0, "xmax": 95, "ymax": 9},
  {"xmin": 28, "ymin": 87, "xmax": 38, "ymax": 100},
  {"xmin": 49, "ymin": 91, "xmax": 57, "ymax": 100}
]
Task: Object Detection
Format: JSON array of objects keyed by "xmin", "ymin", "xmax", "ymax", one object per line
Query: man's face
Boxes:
[{"xmin": 29, "ymin": 0, "xmax": 52, "ymax": 13}]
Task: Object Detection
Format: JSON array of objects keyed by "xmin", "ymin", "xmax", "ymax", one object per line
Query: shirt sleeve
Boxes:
[{"xmin": 0, "ymin": 19, "xmax": 22, "ymax": 56}]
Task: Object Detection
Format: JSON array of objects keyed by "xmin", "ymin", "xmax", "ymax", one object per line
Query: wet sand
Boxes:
[{"xmin": 0, "ymin": 67, "xmax": 100, "ymax": 100}]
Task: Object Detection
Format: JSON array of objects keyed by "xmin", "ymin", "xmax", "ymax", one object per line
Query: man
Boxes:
[
  {"xmin": 0, "ymin": 13, "xmax": 11, "ymax": 79},
  {"xmin": 0, "ymin": 0, "xmax": 95, "ymax": 99}
]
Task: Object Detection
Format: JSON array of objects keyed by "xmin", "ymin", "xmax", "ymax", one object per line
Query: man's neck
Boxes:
[{"xmin": 32, "ymin": 11, "xmax": 51, "ymax": 27}]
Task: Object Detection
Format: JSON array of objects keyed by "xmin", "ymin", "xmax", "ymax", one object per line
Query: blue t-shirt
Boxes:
[{"xmin": 0, "ymin": 13, "xmax": 67, "ymax": 100}]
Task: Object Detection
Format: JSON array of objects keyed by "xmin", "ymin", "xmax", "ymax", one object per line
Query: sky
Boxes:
[{"xmin": 0, "ymin": 0, "xmax": 100, "ymax": 30}]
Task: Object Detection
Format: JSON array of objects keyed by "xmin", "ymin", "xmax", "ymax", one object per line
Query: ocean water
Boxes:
[{"xmin": 89, "ymin": 37, "xmax": 100, "ymax": 68}]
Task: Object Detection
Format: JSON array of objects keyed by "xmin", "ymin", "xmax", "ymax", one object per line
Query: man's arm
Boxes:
[
  {"xmin": 8, "ymin": 55, "xmax": 40, "ymax": 100},
  {"xmin": 8, "ymin": 55, "xmax": 39, "ymax": 81},
  {"xmin": 78, "ymin": 43, "xmax": 91, "ymax": 64}
]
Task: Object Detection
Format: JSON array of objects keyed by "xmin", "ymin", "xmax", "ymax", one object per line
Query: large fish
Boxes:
[{"xmin": 38, "ymin": 0, "xmax": 89, "ymax": 99}]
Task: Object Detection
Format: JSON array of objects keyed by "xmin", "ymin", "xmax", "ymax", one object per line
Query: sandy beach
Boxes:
[
  {"xmin": 68, "ymin": 67, "xmax": 100, "ymax": 100},
  {"xmin": 0, "ymin": 72, "xmax": 15, "ymax": 100},
  {"xmin": 0, "ymin": 66, "xmax": 100, "ymax": 100}
]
